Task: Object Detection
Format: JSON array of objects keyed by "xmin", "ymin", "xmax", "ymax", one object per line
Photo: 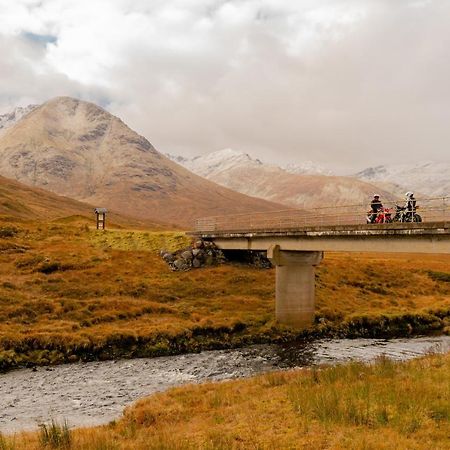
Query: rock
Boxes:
[
  {"xmin": 162, "ymin": 253, "xmax": 175, "ymax": 263},
  {"xmin": 160, "ymin": 239, "xmax": 226, "ymax": 271},
  {"xmin": 180, "ymin": 250, "xmax": 193, "ymax": 261},
  {"xmin": 195, "ymin": 249, "xmax": 206, "ymax": 261},
  {"xmin": 172, "ymin": 259, "xmax": 189, "ymax": 271},
  {"xmin": 193, "ymin": 240, "xmax": 204, "ymax": 249}
]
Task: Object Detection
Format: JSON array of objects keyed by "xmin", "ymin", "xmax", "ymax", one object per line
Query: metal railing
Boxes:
[{"xmin": 194, "ymin": 197, "xmax": 450, "ymax": 233}]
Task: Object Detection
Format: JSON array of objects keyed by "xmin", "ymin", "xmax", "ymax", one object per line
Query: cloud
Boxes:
[{"xmin": 0, "ymin": 0, "xmax": 449, "ymax": 172}]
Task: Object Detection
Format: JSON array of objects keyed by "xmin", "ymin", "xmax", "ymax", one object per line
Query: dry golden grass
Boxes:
[
  {"xmin": 6, "ymin": 353, "xmax": 450, "ymax": 449},
  {"xmin": 0, "ymin": 218, "xmax": 449, "ymax": 370}
]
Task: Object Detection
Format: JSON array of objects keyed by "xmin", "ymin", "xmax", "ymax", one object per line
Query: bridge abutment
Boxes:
[{"xmin": 267, "ymin": 245, "xmax": 323, "ymax": 328}]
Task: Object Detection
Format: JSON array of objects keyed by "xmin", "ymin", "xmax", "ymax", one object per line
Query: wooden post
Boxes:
[{"xmin": 94, "ymin": 208, "xmax": 107, "ymax": 230}]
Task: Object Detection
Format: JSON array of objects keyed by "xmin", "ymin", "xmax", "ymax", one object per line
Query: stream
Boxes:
[{"xmin": 1, "ymin": 335, "xmax": 449, "ymax": 434}]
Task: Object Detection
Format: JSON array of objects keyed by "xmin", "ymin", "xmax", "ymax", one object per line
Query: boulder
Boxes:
[
  {"xmin": 172, "ymin": 259, "xmax": 190, "ymax": 271},
  {"xmin": 193, "ymin": 240, "xmax": 204, "ymax": 249},
  {"xmin": 180, "ymin": 250, "xmax": 193, "ymax": 261}
]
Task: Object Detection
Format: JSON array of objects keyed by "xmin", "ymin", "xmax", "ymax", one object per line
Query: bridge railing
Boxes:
[{"xmin": 194, "ymin": 196, "xmax": 450, "ymax": 233}]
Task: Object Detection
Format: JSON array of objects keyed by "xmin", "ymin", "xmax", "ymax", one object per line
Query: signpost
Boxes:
[{"xmin": 94, "ymin": 208, "xmax": 107, "ymax": 230}]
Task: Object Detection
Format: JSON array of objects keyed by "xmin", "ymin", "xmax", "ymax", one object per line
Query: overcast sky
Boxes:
[{"xmin": 1, "ymin": 0, "xmax": 449, "ymax": 172}]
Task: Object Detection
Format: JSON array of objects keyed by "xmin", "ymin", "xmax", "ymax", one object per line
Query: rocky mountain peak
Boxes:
[{"xmin": 0, "ymin": 104, "xmax": 38, "ymax": 134}]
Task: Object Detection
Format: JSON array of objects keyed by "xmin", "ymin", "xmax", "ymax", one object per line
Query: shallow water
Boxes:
[{"xmin": 1, "ymin": 335, "xmax": 448, "ymax": 434}]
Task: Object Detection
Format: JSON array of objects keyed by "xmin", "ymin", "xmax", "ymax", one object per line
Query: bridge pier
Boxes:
[{"xmin": 267, "ymin": 245, "xmax": 323, "ymax": 328}]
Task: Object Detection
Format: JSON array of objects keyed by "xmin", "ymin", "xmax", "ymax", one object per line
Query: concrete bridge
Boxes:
[{"xmin": 191, "ymin": 197, "xmax": 450, "ymax": 328}]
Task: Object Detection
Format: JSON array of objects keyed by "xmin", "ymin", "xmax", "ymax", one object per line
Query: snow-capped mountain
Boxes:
[
  {"xmin": 167, "ymin": 148, "xmax": 264, "ymax": 179},
  {"xmin": 284, "ymin": 161, "xmax": 333, "ymax": 176},
  {"xmin": 0, "ymin": 105, "xmax": 38, "ymax": 134},
  {"xmin": 355, "ymin": 161, "xmax": 450, "ymax": 197},
  {"xmin": 167, "ymin": 149, "xmax": 395, "ymax": 208},
  {"xmin": 166, "ymin": 148, "xmax": 331, "ymax": 178}
]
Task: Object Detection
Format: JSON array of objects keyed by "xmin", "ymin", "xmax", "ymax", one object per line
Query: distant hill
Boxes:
[
  {"xmin": 0, "ymin": 174, "xmax": 160, "ymax": 229},
  {"xmin": 167, "ymin": 149, "xmax": 395, "ymax": 209},
  {"xmin": 354, "ymin": 161, "xmax": 450, "ymax": 198},
  {"xmin": 0, "ymin": 97, "xmax": 284, "ymax": 226}
]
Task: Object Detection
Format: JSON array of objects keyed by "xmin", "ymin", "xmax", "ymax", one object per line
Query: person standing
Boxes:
[{"xmin": 405, "ymin": 192, "xmax": 417, "ymax": 221}]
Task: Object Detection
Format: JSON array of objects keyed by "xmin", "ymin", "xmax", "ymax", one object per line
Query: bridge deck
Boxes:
[
  {"xmin": 190, "ymin": 221, "xmax": 450, "ymax": 254},
  {"xmin": 191, "ymin": 221, "xmax": 449, "ymax": 239}
]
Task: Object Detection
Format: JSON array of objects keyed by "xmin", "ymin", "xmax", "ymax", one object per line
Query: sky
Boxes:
[{"xmin": 0, "ymin": 0, "xmax": 449, "ymax": 173}]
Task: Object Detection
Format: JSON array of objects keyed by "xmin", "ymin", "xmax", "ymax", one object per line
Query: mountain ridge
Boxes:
[
  {"xmin": 354, "ymin": 161, "xmax": 450, "ymax": 197},
  {"xmin": 166, "ymin": 149, "xmax": 396, "ymax": 208}
]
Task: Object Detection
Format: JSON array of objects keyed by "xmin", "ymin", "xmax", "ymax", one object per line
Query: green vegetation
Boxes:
[
  {"xmin": 0, "ymin": 219, "xmax": 449, "ymax": 371},
  {"xmin": 427, "ymin": 270, "xmax": 450, "ymax": 283},
  {"xmin": 7, "ymin": 353, "xmax": 450, "ymax": 449}
]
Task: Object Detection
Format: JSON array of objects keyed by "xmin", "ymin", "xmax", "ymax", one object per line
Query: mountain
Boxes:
[
  {"xmin": 167, "ymin": 149, "xmax": 395, "ymax": 209},
  {"xmin": 284, "ymin": 161, "xmax": 333, "ymax": 176},
  {"xmin": 168, "ymin": 148, "xmax": 332, "ymax": 177},
  {"xmin": 168, "ymin": 148, "xmax": 264, "ymax": 178},
  {"xmin": 354, "ymin": 162, "xmax": 450, "ymax": 198},
  {"xmin": 0, "ymin": 105, "xmax": 37, "ymax": 135},
  {"xmin": 0, "ymin": 97, "xmax": 283, "ymax": 226}
]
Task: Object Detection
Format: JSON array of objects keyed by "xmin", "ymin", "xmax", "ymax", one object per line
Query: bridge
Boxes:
[{"xmin": 190, "ymin": 197, "xmax": 450, "ymax": 328}]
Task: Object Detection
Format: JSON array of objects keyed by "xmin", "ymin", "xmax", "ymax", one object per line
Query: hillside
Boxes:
[
  {"xmin": 0, "ymin": 174, "xmax": 161, "ymax": 229},
  {"xmin": 168, "ymin": 149, "xmax": 395, "ymax": 209},
  {"xmin": 0, "ymin": 98, "xmax": 284, "ymax": 226}
]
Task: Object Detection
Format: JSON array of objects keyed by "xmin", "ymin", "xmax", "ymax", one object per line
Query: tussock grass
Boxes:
[
  {"xmin": 0, "ymin": 218, "xmax": 449, "ymax": 371},
  {"xmin": 0, "ymin": 433, "xmax": 16, "ymax": 450},
  {"xmin": 5, "ymin": 353, "xmax": 449, "ymax": 449},
  {"xmin": 39, "ymin": 420, "xmax": 71, "ymax": 449}
]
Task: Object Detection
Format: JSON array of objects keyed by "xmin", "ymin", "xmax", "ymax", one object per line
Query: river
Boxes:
[{"xmin": 1, "ymin": 335, "xmax": 449, "ymax": 434}]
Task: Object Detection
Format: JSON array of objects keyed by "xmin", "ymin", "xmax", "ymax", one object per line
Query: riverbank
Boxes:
[
  {"xmin": 0, "ymin": 221, "xmax": 449, "ymax": 371},
  {"xmin": 4, "ymin": 350, "xmax": 449, "ymax": 449}
]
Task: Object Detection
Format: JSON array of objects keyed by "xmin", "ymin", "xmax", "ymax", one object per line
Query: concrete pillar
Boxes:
[{"xmin": 267, "ymin": 245, "xmax": 323, "ymax": 328}]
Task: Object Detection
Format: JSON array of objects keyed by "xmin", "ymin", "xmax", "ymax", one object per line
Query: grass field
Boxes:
[
  {"xmin": 0, "ymin": 217, "xmax": 449, "ymax": 370},
  {"xmin": 4, "ymin": 352, "xmax": 449, "ymax": 449}
]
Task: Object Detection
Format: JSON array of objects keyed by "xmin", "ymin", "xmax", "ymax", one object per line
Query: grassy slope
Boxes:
[
  {"xmin": 0, "ymin": 174, "xmax": 167, "ymax": 230},
  {"xmin": 7, "ymin": 353, "xmax": 450, "ymax": 449},
  {"xmin": 0, "ymin": 219, "xmax": 449, "ymax": 370},
  {"xmin": 0, "ymin": 223, "xmax": 450, "ymax": 368}
]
